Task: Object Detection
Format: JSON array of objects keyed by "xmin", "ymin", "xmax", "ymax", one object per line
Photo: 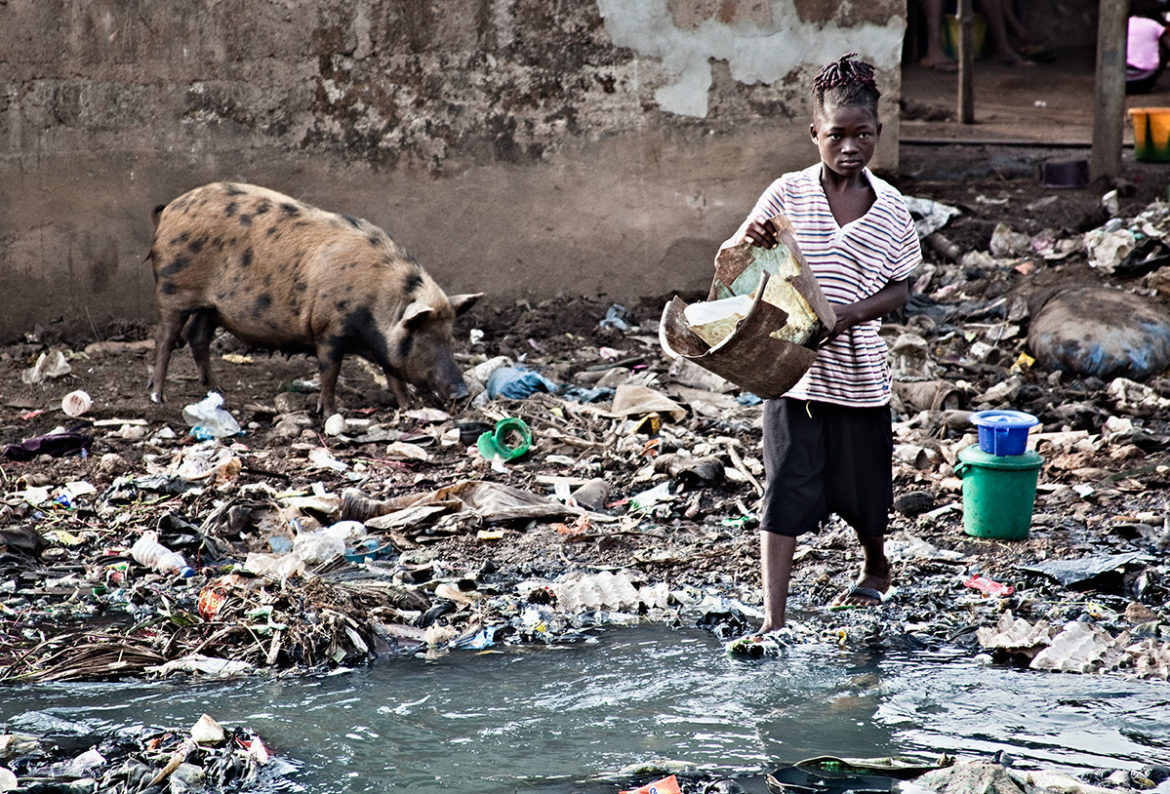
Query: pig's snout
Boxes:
[
  {"xmin": 427, "ymin": 356, "xmax": 470, "ymax": 403},
  {"xmin": 443, "ymin": 379, "xmax": 470, "ymax": 401}
]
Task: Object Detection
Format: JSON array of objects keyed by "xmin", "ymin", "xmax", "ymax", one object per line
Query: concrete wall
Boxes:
[{"xmin": 0, "ymin": 0, "xmax": 908, "ymax": 341}]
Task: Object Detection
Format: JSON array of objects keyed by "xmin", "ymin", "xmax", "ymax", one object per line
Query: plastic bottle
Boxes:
[{"xmin": 131, "ymin": 531, "xmax": 194, "ymax": 577}]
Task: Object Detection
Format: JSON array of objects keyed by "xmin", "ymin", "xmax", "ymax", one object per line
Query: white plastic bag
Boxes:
[{"xmin": 182, "ymin": 392, "xmax": 242, "ymax": 438}]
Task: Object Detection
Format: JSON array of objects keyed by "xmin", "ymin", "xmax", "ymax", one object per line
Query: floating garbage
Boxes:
[
  {"xmin": 976, "ymin": 612, "xmax": 1055, "ymax": 659},
  {"xmin": 190, "ymin": 713, "xmax": 226, "ymax": 746},
  {"xmin": 1030, "ymin": 620, "xmax": 1124, "ymax": 673},
  {"xmin": 620, "ymin": 774, "xmax": 681, "ymax": 794},
  {"xmin": 0, "ymin": 716, "xmax": 290, "ymax": 793}
]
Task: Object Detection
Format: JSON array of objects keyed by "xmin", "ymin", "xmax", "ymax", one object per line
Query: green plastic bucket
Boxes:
[{"xmin": 954, "ymin": 446, "xmax": 1043, "ymax": 540}]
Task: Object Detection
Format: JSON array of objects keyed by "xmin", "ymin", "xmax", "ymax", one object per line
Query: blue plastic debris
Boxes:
[
  {"xmin": 486, "ymin": 366, "xmax": 558, "ymax": 399},
  {"xmin": 559, "ymin": 386, "xmax": 615, "ymax": 404},
  {"xmin": 599, "ymin": 304, "xmax": 631, "ymax": 331},
  {"xmin": 455, "ymin": 625, "xmax": 499, "ymax": 650}
]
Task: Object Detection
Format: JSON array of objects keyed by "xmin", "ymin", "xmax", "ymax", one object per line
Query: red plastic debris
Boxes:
[
  {"xmin": 964, "ymin": 574, "xmax": 1014, "ymax": 596},
  {"xmin": 621, "ymin": 775, "xmax": 681, "ymax": 794},
  {"xmin": 197, "ymin": 587, "xmax": 228, "ymax": 621}
]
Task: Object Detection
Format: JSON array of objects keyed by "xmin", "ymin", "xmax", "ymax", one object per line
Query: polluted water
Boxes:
[{"xmin": 2, "ymin": 624, "xmax": 1168, "ymax": 793}]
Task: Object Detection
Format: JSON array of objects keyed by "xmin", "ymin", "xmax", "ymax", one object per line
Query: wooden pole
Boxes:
[
  {"xmin": 1091, "ymin": 0, "xmax": 1129, "ymax": 180},
  {"xmin": 957, "ymin": 0, "xmax": 975, "ymax": 123}
]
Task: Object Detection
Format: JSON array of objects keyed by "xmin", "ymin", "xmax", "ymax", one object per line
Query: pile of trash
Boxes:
[
  {"xmin": 612, "ymin": 753, "xmax": 1170, "ymax": 794},
  {"xmin": 0, "ymin": 713, "xmax": 294, "ymax": 792},
  {"xmin": 1, "ymin": 188, "xmax": 1170, "ymax": 696}
]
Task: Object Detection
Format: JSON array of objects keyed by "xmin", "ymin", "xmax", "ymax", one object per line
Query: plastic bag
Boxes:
[
  {"xmin": 486, "ymin": 367, "xmax": 558, "ymax": 399},
  {"xmin": 182, "ymin": 392, "xmax": 242, "ymax": 439}
]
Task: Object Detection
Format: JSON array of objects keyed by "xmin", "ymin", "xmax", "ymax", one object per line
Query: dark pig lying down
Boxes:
[{"xmin": 146, "ymin": 182, "xmax": 480, "ymax": 416}]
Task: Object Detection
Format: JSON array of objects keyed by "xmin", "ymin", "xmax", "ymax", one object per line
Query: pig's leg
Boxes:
[
  {"xmin": 149, "ymin": 310, "xmax": 186, "ymax": 403},
  {"xmin": 382, "ymin": 370, "xmax": 410, "ymax": 408},
  {"xmin": 358, "ymin": 347, "xmax": 409, "ymax": 407},
  {"xmin": 183, "ymin": 310, "xmax": 220, "ymax": 394},
  {"xmin": 315, "ymin": 339, "xmax": 344, "ymax": 416}
]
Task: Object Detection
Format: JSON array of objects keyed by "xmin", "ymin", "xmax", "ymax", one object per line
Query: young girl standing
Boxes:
[{"xmin": 724, "ymin": 54, "xmax": 922, "ymax": 634}]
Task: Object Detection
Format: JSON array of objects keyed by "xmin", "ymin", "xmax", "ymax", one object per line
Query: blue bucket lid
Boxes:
[{"xmin": 969, "ymin": 410, "xmax": 1038, "ymax": 430}]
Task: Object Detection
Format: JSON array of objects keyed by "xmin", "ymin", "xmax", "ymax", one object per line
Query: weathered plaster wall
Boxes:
[{"xmin": 0, "ymin": 0, "xmax": 907, "ymax": 340}]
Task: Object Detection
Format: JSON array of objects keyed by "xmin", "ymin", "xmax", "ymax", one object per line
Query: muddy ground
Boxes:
[{"xmin": 1, "ymin": 145, "xmax": 1169, "ymax": 694}]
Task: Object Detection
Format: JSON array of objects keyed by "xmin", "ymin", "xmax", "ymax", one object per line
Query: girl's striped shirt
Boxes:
[{"xmin": 725, "ymin": 163, "xmax": 921, "ymax": 407}]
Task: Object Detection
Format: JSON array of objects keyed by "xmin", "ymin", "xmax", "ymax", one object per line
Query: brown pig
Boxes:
[{"xmin": 146, "ymin": 182, "xmax": 480, "ymax": 416}]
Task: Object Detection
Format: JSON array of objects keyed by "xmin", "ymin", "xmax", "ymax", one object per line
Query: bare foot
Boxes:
[{"xmin": 831, "ymin": 570, "xmax": 892, "ymax": 608}]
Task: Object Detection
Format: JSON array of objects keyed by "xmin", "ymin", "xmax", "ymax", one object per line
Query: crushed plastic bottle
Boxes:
[
  {"xmin": 131, "ymin": 531, "xmax": 194, "ymax": 577},
  {"xmin": 629, "ymin": 481, "xmax": 673, "ymax": 511}
]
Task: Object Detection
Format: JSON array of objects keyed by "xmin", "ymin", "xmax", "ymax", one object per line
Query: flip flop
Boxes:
[{"xmin": 829, "ymin": 585, "xmax": 896, "ymax": 610}]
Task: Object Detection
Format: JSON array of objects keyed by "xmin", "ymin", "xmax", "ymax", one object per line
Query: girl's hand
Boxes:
[
  {"xmin": 821, "ymin": 304, "xmax": 860, "ymax": 344},
  {"xmin": 817, "ymin": 279, "xmax": 909, "ymax": 346},
  {"xmin": 744, "ymin": 219, "xmax": 779, "ymax": 249}
]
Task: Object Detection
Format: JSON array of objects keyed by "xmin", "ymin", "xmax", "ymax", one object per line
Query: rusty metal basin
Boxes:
[{"xmin": 659, "ymin": 216, "xmax": 836, "ymax": 399}]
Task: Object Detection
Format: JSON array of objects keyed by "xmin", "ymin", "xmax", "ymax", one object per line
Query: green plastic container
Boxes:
[
  {"xmin": 476, "ymin": 417, "xmax": 532, "ymax": 461},
  {"xmin": 954, "ymin": 446, "xmax": 1043, "ymax": 540}
]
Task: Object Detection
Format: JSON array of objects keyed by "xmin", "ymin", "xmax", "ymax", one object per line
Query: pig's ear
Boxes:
[
  {"xmin": 401, "ymin": 301, "xmax": 435, "ymax": 329},
  {"xmin": 449, "ymin": 293, "xmax": 483, "ymax": 317}
]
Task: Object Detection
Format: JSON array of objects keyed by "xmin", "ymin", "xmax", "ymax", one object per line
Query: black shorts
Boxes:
[{"xmin": 759, "ymin": 397, "xmax": 893, "ymax": 538}]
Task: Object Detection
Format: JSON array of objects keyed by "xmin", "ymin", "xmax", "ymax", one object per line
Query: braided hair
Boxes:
[{"xmin": 812, "ymin": 52, "xmax": 880, "ymax": 120}]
